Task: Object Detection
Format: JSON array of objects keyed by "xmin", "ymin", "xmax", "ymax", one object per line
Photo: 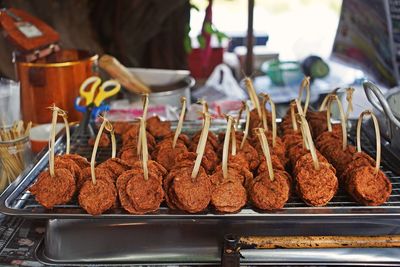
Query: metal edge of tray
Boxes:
[
  {"xmin": 34, "ymin": 238, "xmax": 400, "ymax": 266},
  {"xmin": 34, "ymin": 238, "xmax": 218, "ymax": 266},
  {"xmin": 2, "ymin": 121, "xmax": 400, "ymax": 219}
]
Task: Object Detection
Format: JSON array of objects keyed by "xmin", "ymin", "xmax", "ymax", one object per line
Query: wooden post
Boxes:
[{"xmin": 245, "ymin": 0, "xmax": 254, "ymax": 76}]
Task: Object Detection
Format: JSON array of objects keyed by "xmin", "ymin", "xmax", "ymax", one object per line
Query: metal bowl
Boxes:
[{"xmin": 130, "ymin": 76, "xmax": 194, "ymax": 107}]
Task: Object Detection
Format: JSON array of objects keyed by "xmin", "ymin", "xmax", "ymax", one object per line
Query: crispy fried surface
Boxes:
[
  {"xmin": 97, "ymin": 158, "xmax": 132, "ymax": 178},
  {"xmin": 79, "ymin": 179, "xmax": 117, "ymax": 215},
  {"xmin": 79, "ymin": 167, "xmax": 115, "ymax": 189},
  {"xmin": 171, "ymin": 167, "xmax": 211, "ymax": 213},
  {"xmin": 54, "ymin": 156, "xmax": 82, "ymax": 182},
  {"xmin": 347, "ymin": 166, "xmax": 391, "ymax": 206},
  {"xmin": 146, "ymin": 116, "xmax": 172, "ymax": 139},
  {"xmin": 29, "ymin": 169, "xmax": 75, "ymax": 209},
  {"xmin": 250, "ymin": 171, "xmax": 290, "ymax": 210},
  {"xmin": 60, "ymin": 154, "xmax": 90, "ymax": 169},
  {"xmin": 295, "ymin": 162, "xmax": 338, "ymax": 206},
  {"xmin": 126, "ymin": 171, "xmax": 164, "ymax": 213},
  {"xmin": 211, "ymin": 180, "xmax": 247, "ymax": 213},
  {"xmin": 152, "ymin": 141, "xmax": 188, "ymax": 171}
]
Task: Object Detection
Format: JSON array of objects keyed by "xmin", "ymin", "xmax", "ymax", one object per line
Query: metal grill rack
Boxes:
[{"xmin": 1, "ymin": 121, "xmax": 400, "ymax": 219}]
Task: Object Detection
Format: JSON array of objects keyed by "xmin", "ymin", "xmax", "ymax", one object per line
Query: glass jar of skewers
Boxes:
[{"xmin": 0, "ymin": 123, "xmax": 32, "ymax": 193}]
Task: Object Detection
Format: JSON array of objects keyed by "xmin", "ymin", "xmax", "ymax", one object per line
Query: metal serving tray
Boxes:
[
  {"xmin": 35, "ymin": 218, "xmax": 400, "ymax": 265},
  {"xmin": 1, "ymin": 121, "xmax": 400, "ymax": 219}
]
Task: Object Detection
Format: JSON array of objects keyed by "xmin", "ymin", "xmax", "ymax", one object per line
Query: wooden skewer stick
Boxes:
[
  {"xmin": 197, "ymin": 98, "xmax": 209, "ymax": 129},
  {"xmin": 240, "ymin": 103, "xmax": 250, "ymax": 149},
  {"xmin": 137, "ymin": 94, "xmax": 149, "ymax": 156},
  {"xmin": 53, "ymin": 107, "xmax": 70, "ymax": 155},
  {"xmin": 104, "ymin": 119, "xmax": 116, "ymax": 159},
  {"xmin": 244, "ymin": 77, "xmax": 261, "ymax": 118},
  {"xmin": 257, "ymin": 128, "xmax": 274, "ymax": 181},
  {"xmin": 90, "ymin": 116, "xmax": 107, "ymax": 184},
  {"xmin": 137, "ymin": 123, "xmax": 143, "ymax": 157},
  {"xmin": 231, "ymin": 122, "xmax": 237, "ymax": 156},
  {"xmin": 357, "ymin": 110, "xmax": 381, "ymax": 174},
  {"xmin": 260, "ymin": 93, "xmax": 269, "ymax": 132},
  {"xmin": 326, "ymin": 94, "xmax": 347, "ymax": 151},
  {"xmin": 25, "ymin": 121, "xmax": 32, "ymax": 136},
  {"xmin": 173, "ymin": 97, "xmax": 186, "ymax": 149},
  {"xmin": 222, "ymin": 116, "xmax": 233, "ymax": 180},
  {"xmin": 49, "ymin": 105, "xmax": 58, "ymax": 177},
  {"xmin": 295, "ymin": 100, "xmax": 309, "ymax": 150},
  {"xmin": 290, "ymin": 101, "xmax": 298, "ymax": 131},
  {"xmin": 191, "ymin": 113, "xmax": 211, "ymax": 181},
  {"xmin": 195, "ymin": 100, "xmax": 209, "ymax": 154},
  {"xmin": 142, "ymin": 93, "xmax": 149, "ymax": 120},
  {"xmin": 90, "ymin": 117, "xmax": 108, "ymax": 184},
  {"xmin": 319, "ymin": 93, "xmax": 334, "ymax": 111},
  {"xmin": 299, "ymin": 115, "xmax": 319, "ymax": 170},
  {"xmin": 236, "ymin": 101, "xmax": 246, "ymax": 129},
  {"xmin": 197, "ymin": 98, "xmax": 209, "ymax": 114},
  {"xmin": 294, "ymin": 98, "xmax": 304, "ymax": 117},
  {"xmin": 298, "ymin": 76, "xmax": 311, "ymax": 115},
  {"xmin": 139, "ymin": 117, "xmax": 149, "ymax": 181},
  {"xmin": 263, "ymin": 94, "xmax": 277, "ymax": 147},
  {"xmin": 345, "ymin": 87, "xmax": 355, "ymax": 122}
]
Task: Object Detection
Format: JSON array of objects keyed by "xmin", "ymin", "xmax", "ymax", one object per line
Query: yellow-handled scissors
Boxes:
[{"xmin": 79, "ymin": 76, "xmax": 121, "ymax": 107}]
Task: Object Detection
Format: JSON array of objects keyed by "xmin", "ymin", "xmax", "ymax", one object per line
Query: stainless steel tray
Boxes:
[
  {"xmin": 34, "ymin": 218, "xmax": 400, "ymax": 265},
  {"xmin": 1, "ymin": 121, "xmax": 400, "ymax": 219}
]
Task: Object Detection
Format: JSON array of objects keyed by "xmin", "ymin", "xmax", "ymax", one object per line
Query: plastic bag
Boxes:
[{"xmin": 192, "ymin": 64, "xmax": 247, "ymax": 102}]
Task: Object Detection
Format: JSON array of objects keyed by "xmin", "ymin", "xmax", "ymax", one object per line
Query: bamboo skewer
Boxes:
[
  {"xmin": 244, "ymin": 77, "xmax": 261, "ymax": 118},
  {"xmin": 173, "ymin": 97, "xmax": 186, "ymax": 149},
  {"xmin": 137, "ymin": 94, "xmax": 149, "ymax": 156},
  {"xmin": 240, "ymin": 103, "xmax": 250, "ymax": 149},
  {"xmin": 260, "ymin": 93, "xmax": 269, "ymax": 132},
  {"xmin": 196, "ymin": 100, "xmax": 209, "ymax": 154},
  {"xmin": 357, "ymin": 110, "xmax": 381, "ymax": 174},
  {"xmin": 222, "ymin": 116, "xmax": 233, "ymax": 180},
  {"xmin": 236, "ymin": 101, "xmax": 246, "ymax": 129},
  {"xmin": 290, "ymin": 101, "xmax": 298, "ymax": 132},
  {"xmin": 299, "ymin": 115, "xmax": 319, "ymax": 170},
  {"xmin": 257, "ymin": 128, "xmax": 274, "ymax": 181},
  {"xmin": 49, "ymin": 107, "xmax": 58, "ymax": 177},
  {"xmin": 104, "ymin": 120, "xmax": 116, "ymax": 159},
  {"xmin": 90, "ymin": 117, "xmax": 108, "ymax": 184},
  {"xmin": 345, "ymin": 87, "xmax": 355, "ymax": 122},
  {"xmin": 326, "ymin": 94, "xmax": 347, "ymax": 151},
  {"xmin": 139, "ymin": 117, "xmax": 149, "ymax": 181},
  {"xmin": 52, "ymin": 107, "xmax": 70, "ymax": 155},
  {"xmin": 231, "ymin": 122, "xmax": 237, "ymax": 156},
  {"xmin": 0, "ymin": 119, "xmax": 32, "ymax": 189},
  {"xmin": 298, "ymin": 76, "xmax": 311, "ymax": 115},
  {"xmin": 191, "ymin": 113, "xmax": 211, "ymax": 181}
]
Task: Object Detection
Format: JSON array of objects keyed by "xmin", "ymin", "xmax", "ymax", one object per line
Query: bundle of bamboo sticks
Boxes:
[{"xmin": 0, "ymin": 121, "xmax": 32, "ymax": 192}]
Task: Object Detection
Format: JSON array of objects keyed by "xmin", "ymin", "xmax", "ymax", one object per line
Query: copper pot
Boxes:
[{"xmin": 14, "ymin": 49, "xmax": 98, "ymax": 124}]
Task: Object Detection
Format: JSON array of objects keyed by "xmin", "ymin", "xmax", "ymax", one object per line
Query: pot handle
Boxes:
[{"xmin": 363, "ymin": 81, "xmax": 400, "ymax": 139}]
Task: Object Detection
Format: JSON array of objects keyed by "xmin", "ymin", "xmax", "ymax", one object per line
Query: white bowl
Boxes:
[
  {"xmin": 29, "ymin": 123, "xmax": 64, "ymax": 153},
  {"xmin": 128, "ymin": 68, "xmax": 190, "ymax": 86}
]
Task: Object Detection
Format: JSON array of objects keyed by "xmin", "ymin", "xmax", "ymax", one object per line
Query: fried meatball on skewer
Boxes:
[
  {"xmin": 78, "ymin": 118, "xmax": 117, "ymax": 215},
  {"xmin": 250, "ymin": 128, "xmax": 291, "ymax": 210},
  {"xmin": 30, "ymin": 107, "xmax": 76, "ymax": 209}
]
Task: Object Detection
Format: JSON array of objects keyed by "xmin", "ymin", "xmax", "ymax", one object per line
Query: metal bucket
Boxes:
[
  {"xmin": 130, "ymin": 76, "xmax": 194, "ymax": 107},
  {"xmin": 363, "ymin": 81, "xmax": 400, "ymax": 153}
]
